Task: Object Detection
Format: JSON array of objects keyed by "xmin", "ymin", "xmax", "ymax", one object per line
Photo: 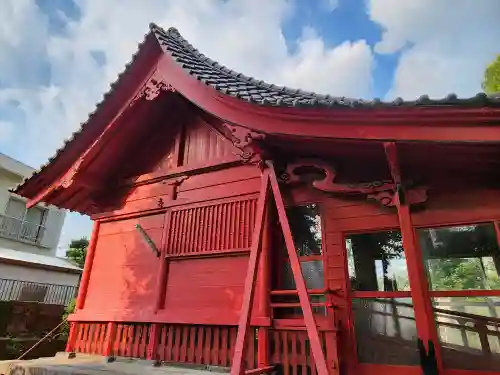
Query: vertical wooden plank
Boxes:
[
  {"xmin": 65, "ymin": 322, "xmax": 77, "ymax": 353},
  {"xmin": 212, "ymin": 326, "xmax": 220, "ymax": 365},
  {"xmin": 74, "ymin": 323, "xmax": 83, "ymax": 352},
  {"xmin": 221, "ymin": 203, "xmax": 229, "ymax": 250},
  {"xmin": 179, "ymin": 208, "xmax": 188, "ymax": 254},
  {"xmin": 166, "ymin": 325, "xmax": 174, "ymax": 362},
  {"xmin": 267, "ymin": 162, "xmax": 329, "ymax": 375},
  {"xmin": 132, "ymin": 325, "xmax": 141, "ymax": 358},
  {"xmin": 290, "ymin": 332, "xmax": 298, "ymax": 375},
  {"xmin": 187, "ymin": 326, "xmax": 197, "ymax": 362},
  {"xmin": 147, "ymin": 324, "xmax": 158, "ymax": 360},
  {"xmin": 84, "ymin": 324, "xmax": 91, "ymax": 354},
  {"xmin": 214, "ymin": 203, "xmax": 222, "ymax": 251},
  {"xmin": 299, "ymin": 333, "xmax": 307, "ymax": 375},
  {"xmin": 184, "ymin": 208, "xmax": 193, "ymax": 254},
  {"xmin": 180, "ymin": 325, "xmax": 189, "ymax": 362},
  {"xmin": 229, "ymin": 327, "xmax": 237, "ymax": 365},
  {"xmin": 282, "ymin": 331, "xmax": 290, "ymax": 375},
  {"xmin": 234, "ymin": 201, "xmax": 242, "ymax": 249},
  {"xmin": 195, "ymin": 326, "xmax": 204, "ymax": 364},
  {"xmin": 196, "ymin": 206, "xmax": 204, "ymax": 252},
  {"xmin": 204, "ymin": 326, "xmax": 212, "ymax": 365},
  {"xmin": 231, "ymin": 170, "xmax": 270, "ymax": 375},
  {"xmin": 173, "ymin": 325, "xmax": 182, "ymax": 362},
  {"xmin": 104, "ymin": 322, "xmax": 117, "ymax": 357},
  {"xmin": 76, "ymin": 222, "xmax": 100, "ymax": 310},
  {"xmin": 158, "ymin": 326, "xmax": 167, "ymax": 361},
  {"xmin": 220, "ymin": 327, "xmax": 229, "ymax": 367},
  {"xmin": 207, "ymin": 205, "xmax": 214, "ymax": 251},
  {"xmin": 200, "ymin": 206, "xmax": 208, "ymax": 253}
]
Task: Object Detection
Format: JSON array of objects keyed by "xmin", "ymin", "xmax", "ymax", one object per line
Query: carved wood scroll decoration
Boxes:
[
  {"xmin": 130, "ymin": 70, "xmax": 176, "ymax": 106},
  {"xmin": 223, "ymin": 123, "xmax": 265, "ymax": 162},
  {"xmin": 280, "ymin": 158, "xmax": 428, "ymax": 207}
]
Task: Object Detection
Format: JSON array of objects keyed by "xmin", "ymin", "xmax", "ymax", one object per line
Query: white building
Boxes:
[{"xmin": 0, "ymin": 153, "xmax": 81, "ymax": 306}]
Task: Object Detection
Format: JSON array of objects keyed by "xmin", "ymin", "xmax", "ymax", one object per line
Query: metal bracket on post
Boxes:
[{"xmin": 135, "ymin": 224, "xmax": 160, "ymax": 257}]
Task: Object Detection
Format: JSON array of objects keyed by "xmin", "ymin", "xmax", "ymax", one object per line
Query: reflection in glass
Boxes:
[
  {"xmin": 433, "ymin": 296, "xmax": 500, "ymax": 371},
  {"xmin": 352, "ymin": 298, "xmax": 419, "ymax": 365},
  {"xmin": 418, "ymin": 224, "xmax": 500, "ymax": 291},
  {"xmin": 282, "ymin": 260, "xmax": 325, "ymax": 290},
  {"xmin": 346, "ymin": 231, "xmax": 410, "ymax": 291},
  {"xmin": 286, "ymin": 204, "xmax": 322, "ymax": 255}
]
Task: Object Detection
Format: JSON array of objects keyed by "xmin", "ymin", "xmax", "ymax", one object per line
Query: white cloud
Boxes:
[
  {"xmin": 323, "ymin": 0, "xmax": 340, "ymax": 12},
  {"xmin": 0, "ymin": 0, "xmax": 375, "ymax": 250},
  {"xmin": 368, "ymin": 0, "xmax": 500, "ymax": 99}
]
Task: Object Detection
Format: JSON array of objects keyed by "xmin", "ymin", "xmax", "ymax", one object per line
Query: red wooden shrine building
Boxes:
[{"xmin": 13, "ymin": 24, "xmax": 500, "ymax": 375}]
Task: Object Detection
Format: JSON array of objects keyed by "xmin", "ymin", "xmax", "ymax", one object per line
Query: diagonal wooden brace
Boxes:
[
  {"xmin": 267, "ymin": 161, "xmax": 330, "ymax": 375},
  {"xmin": 231, "ymin": 169, "xmax": 271, "ymax": 375}
]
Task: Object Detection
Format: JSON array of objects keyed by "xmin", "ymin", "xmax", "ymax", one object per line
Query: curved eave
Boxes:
[{"xmin": 156, "ymin": 54, "xmax": 500, "ymax": 143}]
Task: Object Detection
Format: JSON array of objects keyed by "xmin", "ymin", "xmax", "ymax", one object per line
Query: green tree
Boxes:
[
  {"xmin": 65, "ymin": 238, "xmax": 89, "ymax": 268},
  {"xmin": 482, "ymin": 55, "xmax": 500, "ymax": 94}
]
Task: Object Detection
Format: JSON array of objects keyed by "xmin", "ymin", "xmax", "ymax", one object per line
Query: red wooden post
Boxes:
[
  {"xmin": 147, "ymin": 324, "xmax": 160, "ymax": 360},
  {"xmin": 384, "ymin": 143, "xmax": 436, "ymax": 348},
  {"xmin": 103, "ymin": 322, "xmax": 117, "ymax": 357},
  {"xmin": 257, "ymin": 200, "xmax": 272, "ymax": 367},
  {"xmin": 76, "ymin": 220, "xmax": 100, "ymax": 310},
  {"xmin": 231, "ymin": 170, "xmax": 270, "ymax": 375},
  {"xmin": 65, "ymin": 322, "xmax": 77, "ymax": 352},
  {"xmin": 148, "ymin": 211, "xmax": 173, "ymax": 360},
  {"xmin": 266, "ymin": 161, "xmax": 330, "ymax": 375}
]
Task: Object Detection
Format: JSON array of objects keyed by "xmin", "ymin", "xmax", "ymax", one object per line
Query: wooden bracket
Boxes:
[
  {"xmin": 223, "ymin": 123, "xmax": 265, "ymax": 163},
  {"xmin": 282, "ymin": 157, "xmax": 427, "ymax": 208},
  {"xmin": 224, "ymin": 123, "xmax": 265, "ymax": 148},
  {"xmin": 135, "ymin": 224, "xmax": 160, "ymax": 257},
  {"xmin": 130, "ymin": 68, "xmax": 176, "ymax": 106}
]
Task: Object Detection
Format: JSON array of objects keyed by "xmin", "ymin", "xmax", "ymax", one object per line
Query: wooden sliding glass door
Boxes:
[{"xmin": 416, "ymin": 222, "xmax": 500, "ymax": 373}]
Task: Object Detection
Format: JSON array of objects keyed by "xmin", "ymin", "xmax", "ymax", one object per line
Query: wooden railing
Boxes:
[
  {"xmin": 356, "ymin": 298, "xmax": 500, "ymax": 363},
  {"xmin": 0, "ymin": 278, "xmax": 77, "ymax": 306},
  {"xmin": 69, "ymin": 321, "xmax": 337, "ymax": 375}
]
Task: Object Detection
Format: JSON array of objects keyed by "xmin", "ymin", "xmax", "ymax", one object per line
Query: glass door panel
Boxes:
[
  {"xmin": 417, "ymin": 223, "xmax": 500, "ymax": 372},
  {"xmin": 346, "ymin": 231, "xmax": 420, "ymax": 366}
]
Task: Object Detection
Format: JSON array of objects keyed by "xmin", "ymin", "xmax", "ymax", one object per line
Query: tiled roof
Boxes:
[
  {"xmin": 150, "ymin": 23, "xmax": 500, "ymax": 109},
  {"xmin": 13, "ymin": 23, "xmax": 500, "ymax": 196},
  {"xmin": 0, "ymin": 247, "xmax": 82, "ymax": 271}
]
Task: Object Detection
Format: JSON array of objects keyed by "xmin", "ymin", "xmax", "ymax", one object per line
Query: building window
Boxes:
[
  {"xmin": 346, "ymin": 230, "xmax": 419, "ymax": 366},
  {"xmin": 18, "ymin": 284, "xmax": 48, "ymax": 303},
  {"xmin": 417, "ymin": 223, "xmax": 500, "ymax": 371},
  {"xmin": 0, "ymin": 197, "xmax": 46, "ymax": 243},
  {"xmin": 274, "ymin": 203, "xmax": 326, "ymax": 317}
]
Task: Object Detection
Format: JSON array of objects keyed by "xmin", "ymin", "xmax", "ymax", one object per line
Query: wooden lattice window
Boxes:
[{"xmin": 166, "ymin": 196, "xmax": 257, "ymax": 256}]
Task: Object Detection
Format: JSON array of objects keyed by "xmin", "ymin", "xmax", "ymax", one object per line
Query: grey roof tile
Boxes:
[{"xmin": 150, "ymin": 22, "xmax": 500, "ymax": 109}]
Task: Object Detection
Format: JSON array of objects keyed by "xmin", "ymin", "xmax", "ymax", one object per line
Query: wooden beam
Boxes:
[
  {"xmin": 231, "ymin": 170, "xmax": 270, "ymax": 375},
  {"xmin": 257, "ymin": 200, "xmax": 272, "ymax": 367},
  {"xmin": 267, "ymin": 161, "xmax": 330, "ymax": 375},
  {"xmin": 384, "ymin": 143, "xmax": 437, "ymax": 351},
  {"xmin": 75, "ymin": 220, "xmax": 100, "ymax": 310}
]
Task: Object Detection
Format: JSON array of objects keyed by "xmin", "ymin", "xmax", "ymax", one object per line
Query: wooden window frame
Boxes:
[{"xmin": 344, "ymin": 218, "xmax": 500, "ymax": 375}]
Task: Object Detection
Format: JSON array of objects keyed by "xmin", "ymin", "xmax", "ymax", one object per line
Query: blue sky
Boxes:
[{"xmin": 0, "ymin": 0, "xmax": 499, "ymax": 254}]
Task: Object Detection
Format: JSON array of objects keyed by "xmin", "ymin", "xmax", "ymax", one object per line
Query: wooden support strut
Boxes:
[
  {"xmin": 75, "ymin": 221, "xmax": 100, "ymax": 310},
  {"xmin": 230, "ymin": 162, "xmax": 330, "ymax": 375},
  {"xmin": 231, "ymin": 169, "xmax": 270, "ymax": 375},
  {"xmin": 267, "ymin": 161, "xmax": 330, "ymax": 375},
  {"xmin": 383, "ymin": 142, "xmax": 438, "ymax": 356}
]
